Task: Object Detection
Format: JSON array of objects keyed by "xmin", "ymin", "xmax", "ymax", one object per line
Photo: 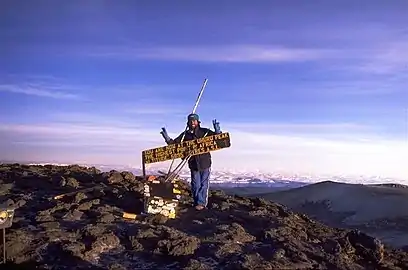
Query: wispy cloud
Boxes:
[
  {"xmin": 3, "ymin": 74, "xmax": 61, "ymax": 82},
  {"xmin": 304, "ymin": 75, "xmax": 408, "ymax": 96},
  {"xmin": 121, "ymin": 98, "xmax": 187, "ymax": 115},
  {"xmin": 226, "ymin": 122, "xmax": 370, "ymax": 135},
  {"xmin": 46, "ymin": 112, "xmax": 143, "ymax": 128},
  {"xmin": 0, "ymin": 108, "xmax": 185, "ymax": 146},
  {"xmin": 123, "ymin": 107, "xmax": 183, "ymax": 115},
  {"xmin": 1, "ymin": 120, "xmax": 407, "ymax": 178},
  {"xmin": 0, "ymin": 123, "xmax": 161, "ymax": 148},
  {"xmin": 86, "ymin": 45, "xmax": 335, "ymax": 63},
  {"xmin": 212, "ymin": 130, "xmax": 408, "ymax": 179},
  {"xmin": 0, "ymin": 83, "xmax": 81, "ymax": 99},
  {"xmin": 356, "ymin": 41, "xmax": 408, "ymax": 74},
  {"xmin": 223, "ymin": 122, "xmax": 398, "ymax": 144},
  {"xmin": 0, "ymin": 123, "xmax": 145, "ymax": 137},
  {"xmin": 227, "ymin": 122, "xmax": 366, "ymax": 131},
  {"xmin": 78, "ymin": 40, "xmax": 408, "ymax": 77}
]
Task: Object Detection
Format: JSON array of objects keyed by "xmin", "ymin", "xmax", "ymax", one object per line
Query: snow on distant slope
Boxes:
[
  {"xmin": 103, "ymin": 166, "xmax": 400, "ymax": 186},
  {"xmin": 17, "ymin": 162, "xmax": 407, "ymax": 186}
]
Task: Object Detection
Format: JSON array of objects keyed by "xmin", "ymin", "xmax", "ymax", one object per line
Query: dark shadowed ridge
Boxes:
[
  {"xmin": 1, "ymin": 164, "xmax": 408, "ymax": 269},
  {"xmin": 250, "ymin": 180, "xmax": 408, "ymax": 251}
]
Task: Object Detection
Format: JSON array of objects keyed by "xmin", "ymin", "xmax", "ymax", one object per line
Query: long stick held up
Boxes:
[
  {"xmin": 192, "ymin": 78, "xmax": 208, "ymax": 114},
  {"xmin": 166, "ymin": 78, "xmax": 208, "ymax": 176}
]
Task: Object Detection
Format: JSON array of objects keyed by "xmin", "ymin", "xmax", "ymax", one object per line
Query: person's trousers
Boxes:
[{"xmin": 190, "ymin": 167, "xmax": 211, "ymax": 207}]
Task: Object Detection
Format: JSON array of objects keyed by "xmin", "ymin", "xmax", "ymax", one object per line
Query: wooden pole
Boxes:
[
  {"xmin": 142, "ymin": 154, "xmax": 146, "ymax": 180},
  {"xmin": 2, "ymin": 228, "xmax": 5, "ymax": 264}
]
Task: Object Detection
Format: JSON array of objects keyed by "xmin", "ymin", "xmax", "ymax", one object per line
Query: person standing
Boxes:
[{"xmin": 160, "ymin": 113, "xmax": 222, "ymax": 210}]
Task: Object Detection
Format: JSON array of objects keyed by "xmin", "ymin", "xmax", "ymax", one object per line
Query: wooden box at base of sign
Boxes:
[
  {"xmin": 143, "ymin": 176, "xmax": 182, "ymax": 219},
  {"xmin": 145, "ymin": 197, "xmax": 178, "ymax": 219}
]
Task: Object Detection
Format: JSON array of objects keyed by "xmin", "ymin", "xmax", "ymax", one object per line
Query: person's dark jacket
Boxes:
[{"xmin": 168, "ymin": 126, "xmax": 217, "ymax": 171}]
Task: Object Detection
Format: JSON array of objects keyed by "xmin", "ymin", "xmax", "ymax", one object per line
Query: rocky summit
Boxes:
[{"xmin": 0, "ymin": 164, "xmax": 407, "ymax": 270}]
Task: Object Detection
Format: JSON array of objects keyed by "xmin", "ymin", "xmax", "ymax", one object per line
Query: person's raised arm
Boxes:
[
  {"xmin": 200, "ymin": 119, "xmax": 222, "ymax": 137},
  {"xmin": 160, "ymin": 127, "xmax": 172, "ymax": 144},
  {"xmin": 212, "ymin": 119, "xmax": 222, "ymax": 134},
  {"xmin": 160, "ymin": 127, "xmax": 186, "ymax": 145}
]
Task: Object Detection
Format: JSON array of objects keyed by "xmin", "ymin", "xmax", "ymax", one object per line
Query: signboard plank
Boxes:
[{"xmin": 142, "ymin": 132, "xmax": 231, "ymax": 164}]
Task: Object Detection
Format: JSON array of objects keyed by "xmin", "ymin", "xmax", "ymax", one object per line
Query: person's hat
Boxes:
[{"xmin": 187, "ymin": 113, "xmax": 199, "ymax": 121}]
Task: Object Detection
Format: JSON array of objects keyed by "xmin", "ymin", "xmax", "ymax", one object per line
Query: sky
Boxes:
[{"xmin": 1, "ymin": 1, "xmax": 407, "ymax": 179}]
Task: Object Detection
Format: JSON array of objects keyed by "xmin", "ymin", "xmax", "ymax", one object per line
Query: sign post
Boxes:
[{"xmin": 0, "ymin": 207, "xmax": 15, "ymax": 264}]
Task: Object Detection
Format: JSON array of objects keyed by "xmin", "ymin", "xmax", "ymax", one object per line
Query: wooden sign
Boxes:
[{"xmin": 142, "ymin": 132, "xmax": 231, "ymax": 164}]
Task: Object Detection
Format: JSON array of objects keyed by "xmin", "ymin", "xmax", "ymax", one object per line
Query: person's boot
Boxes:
[{"xmin": 195, "ymin": 204, "xmax": 205, "ymax": 210}]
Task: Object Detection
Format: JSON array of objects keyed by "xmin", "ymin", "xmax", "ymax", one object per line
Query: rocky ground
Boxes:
[{"xmin": 1, "ymin": 164, "xmax": 408, "ymax": 269}]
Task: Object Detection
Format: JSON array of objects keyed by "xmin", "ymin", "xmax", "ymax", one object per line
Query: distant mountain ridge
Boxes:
[{"xmin": 251, "ymin": 180, "xmax": 408, "ymax": 250}]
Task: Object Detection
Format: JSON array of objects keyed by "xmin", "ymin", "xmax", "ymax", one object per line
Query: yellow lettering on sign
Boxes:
[
  {"xmin": 214, "ymin": 133, "xmax": 228, "ymax": 140},
  {"xmin": 197, "ymin": 136, "xmax": 213, "ymax": 143},
  {"xmin": 185, "ymin": 140, "xmax": 195, "ymax": 146},
  {"xmin": 143, "ymin": 132, "xmax": 230, "ymax": 163},
  {"xmin": 167, "ymin": 144, "xmax": 175, "ymax": 150},
  {"xmin": 204, "ymin": 141, "xmax": 216, "ymax": 147}
]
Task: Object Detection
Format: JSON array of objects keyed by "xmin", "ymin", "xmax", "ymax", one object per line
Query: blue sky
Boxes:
[{"xmin": 1, "ymin": 1, "xmax": 407, "ymax": 179}]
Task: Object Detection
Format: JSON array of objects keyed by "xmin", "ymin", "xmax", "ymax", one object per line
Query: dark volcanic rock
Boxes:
[
  {"xmin": 1, "ymin": 163, "xmax": 408, "ymax": 269},
  {"xmin": 121, "ymin": 171, "xmax": 136, "ymax": 182},
  {"xmin": 66, "ymin": 177, "xmax": 79, "ymax": 188},
  {"xmin": 106, "ymin": 170, "xmax": 124, "ymax": 184}
]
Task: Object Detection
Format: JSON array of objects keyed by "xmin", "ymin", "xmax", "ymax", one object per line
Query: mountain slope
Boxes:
[
  {"xmin": 251, "ymin": 181, "xmax": 408, "ymax": 249},
  {"xmin": 1, "ymin": 164, "xmax": 408, "ymax": 269}
]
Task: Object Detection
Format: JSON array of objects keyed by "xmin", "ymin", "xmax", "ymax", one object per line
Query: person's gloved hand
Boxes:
[
  {"xmin": 160, "ymin": 127, "xmax": 172, "ymax": 144},
  {"xmin": 212, "ymin": 119, "xmax": 221, "ymax": 134}
]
